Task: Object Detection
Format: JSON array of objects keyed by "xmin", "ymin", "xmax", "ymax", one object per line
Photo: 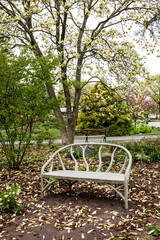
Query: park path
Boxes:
[
  {"xmin": 148, "ymin": 121, "xmax": 160, "ymax": 127},
  {"xmin": 37, "ymin": 121, "xmax": 160, "ymax": 144},
  {"xmin": 53, "ymin": 121, "xmax": 160, "ymax": 143},
  {"xmin": 43, "ymin": 134, "xmax": 159, "ymax": 144}
]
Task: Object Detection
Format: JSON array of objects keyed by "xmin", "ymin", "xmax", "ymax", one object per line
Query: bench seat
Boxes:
[{"xmin": 43, "ymin": 170, "xmax": 125, "ymax": 184}]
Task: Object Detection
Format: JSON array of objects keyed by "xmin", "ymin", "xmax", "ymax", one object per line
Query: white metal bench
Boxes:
[{"xmin": 41, "ymin": 143, "xmax": 132, "ymax": 209}]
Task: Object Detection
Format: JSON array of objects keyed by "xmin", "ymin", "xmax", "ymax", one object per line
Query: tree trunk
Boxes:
[
  {"xmin": 60, "ymin": 125, "xmax": 75, "ymax": 146},
  {"xmin": 45, "ymin": 77, "xmax": 75, "ymax": 145},
  {"xmin": 134, "ymin": 118, "xmax": 137, "ymax": 129},
  {"xmin": 24, "ymin": 4, "xmax": 79, "ymax": 146}
]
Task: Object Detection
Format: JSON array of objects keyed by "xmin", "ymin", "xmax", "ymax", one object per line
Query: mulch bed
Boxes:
[{"xmin": 0, "ymin": 147, "xmax": 159, "ymax": 240}]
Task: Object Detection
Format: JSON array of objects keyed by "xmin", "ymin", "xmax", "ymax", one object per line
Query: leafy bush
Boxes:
[
  {"xmin": 0, "ymin": 185, "xmax": 22, "ymax": 215},
  {"xmin": 49, "ymin": 143, "xmax": 61, "ymax": 152},
  {"xmin": 106, "ymin": 120, "xmax": 133, "ymax": 136},
  {"xmin": 33, "ymin": 121, "xmax": 61, "ymax": 146},
  {"xmin": 0, "ymin": 51, "xmax": 59, "ymax": 170},
  {"xmin": 77, "ymin": 83, "xmax": 133, "ymax": 136},
  {"xmin": 122, "ymin": 139, "xmax": 160, "ymax": 163},
  {"xmin": 130, "ymin": 125, "xmax": 153, "ymax": 135}
]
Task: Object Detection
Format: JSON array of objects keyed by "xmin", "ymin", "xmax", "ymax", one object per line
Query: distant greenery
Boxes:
[
  {"xmin": 31, "ymin": 120, "xmax": 61, "ymax": 146},
  {"xmin": 145, "ymin": 127, "xmax": 160, "ymax": 135},
  {"xmin": 130, "ymin": 125, "xmax": 153, "ymax": 135},
  {"xmin": 1, "ymin": 121, "xmax": 159, "ymax": 146},
  {"xmin": 0, "ymin": 121, "xmax": 61, "ymax": 143}
]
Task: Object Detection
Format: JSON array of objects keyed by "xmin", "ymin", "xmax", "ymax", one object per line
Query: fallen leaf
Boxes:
[{"xmin": 81, "ymin": 233, "xmax": 85, "ymax": 239}]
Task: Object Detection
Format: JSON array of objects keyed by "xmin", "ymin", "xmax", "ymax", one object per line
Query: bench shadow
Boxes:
[{"xmin": 42, "ymin": 182, "xmax": 129, "ymax": 211}]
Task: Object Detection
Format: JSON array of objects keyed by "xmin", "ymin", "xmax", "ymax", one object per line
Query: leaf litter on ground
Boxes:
[{"xmin": 0, "ymin": 146, "xmax": 159, "ymax": 240}]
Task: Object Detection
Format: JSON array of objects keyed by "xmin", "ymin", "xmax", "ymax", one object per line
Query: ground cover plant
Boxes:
[
  {"xmin": 122, "ymin": 139, "xmax": 160, "ymax": 163},
  {"xmin": 0, "ymin": 185, "xmax": 22, "ymax": 215},
  {"xmin": 0, "ymin": 139, "xmax": 159, "ymax": 239}
]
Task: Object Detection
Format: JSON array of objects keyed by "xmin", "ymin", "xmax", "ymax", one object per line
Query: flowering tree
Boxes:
[
  {"xmin": 141, "ymin": 98, "xmax": 157, "ymax": 118},
  {"xmin": 125, "ymin": 91, "xmax": 156, "ymax": 127},
  {"xmin": 0, "ymin": 0, "xmax": 157, "ymax": 144},
  {"xmin": 144, "ymin": 75, "xmax": 160, "ymax": 118}
]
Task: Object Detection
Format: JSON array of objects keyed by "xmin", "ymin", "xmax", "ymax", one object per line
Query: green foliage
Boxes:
[
  {"xmin": 77, "ymin": 83, "xmax": 133, "ymax": 136},
  {"xmin": 145, "ymin": 74, "xmax": 160, "ymax": 105},
  {"xmin": 130, "ymin": 125, "xmax": 153, "ymax": 135},
  {"xmin": 155, "ymin": 208, "xmax": 160, "ymax": 215},
  {"xmin": 148, "ymin": 225, "xmax": 160, "ymax": 236},
  {"xmin": 91, "ymin": 166, "xmax": 98, "ymax": 171},
  {"xmin": 122, "ymin": 139, "xmax": 160, "ymax": 163},
  {"xmin": 111, "ymin": 232, "xmax": 133, "ymax": 240},
  {"xmin": 78, "ymin": 166, "xmax": 86, "ymax": 171},
  {"xmin": 0, "ymin": 185, "xmax": 22, "ymax": 215},
  {"xmin": 0, "ymin": 50, "xmax": 59, "ymax": 170},
  {"xmin": 73, "ymin": 149, "xmax": 82, "ymax": 159},
  {"xmin": 49, "ymin": 143, "xmax": 60, "ymax": 152},
  {"xmin": 33, "ymin": 120, "xmax": 61, "ymax": 147}
]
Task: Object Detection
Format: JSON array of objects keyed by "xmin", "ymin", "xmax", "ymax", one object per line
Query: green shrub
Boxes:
[
  {"xmin": 0, "ymin": 185, "xmax": 22, "ymax": 215},
  {"xmin": 77, "ymin": 83, "xmax": 133, "ymax": 136},
  {"xmin": 149, "ymin": 149, "xmax": 160, "ymax": 162},
  {"xmin": 49, "ymin": 143, "xmax": 60, "ymax": 151},
  {"xmin": 0, "ymin": 51, "xmax": 57, "ymax": 170},
  {"xmin": 32, "ymin": 122, "xmax": 61, "ymax": 147},
  {"xmin": 130, "ymin": 125, "xmax": 152, "ymax": 135},
  {"xmin": 122, "ymin": 139, "xmax": 160, "ymax": 163},
  {"xmin": 139, "ymin": 125, "xmax": 152, "ymax": 133},
  {"xmin": 106, "ymin": 120, "xmax": 133, "ymax": 136},
  {"xmin": 130, "ymin": 128, "xmax": 140, "ymax": 135}
]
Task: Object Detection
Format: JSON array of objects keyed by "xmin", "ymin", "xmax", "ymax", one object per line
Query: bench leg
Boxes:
[
  {"xmin": 41, "ymin": 177, "xmax": 45, "ymax": 198},
  {"xmin": 124, "ymin": 182, "xmax": 128, "ymax": 210},
  {"xmin": 115, "ymin": 184, "xmax": 118, "ymax": 198}
]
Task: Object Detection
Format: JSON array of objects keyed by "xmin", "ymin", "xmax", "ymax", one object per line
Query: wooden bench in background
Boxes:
[{"xmin": 75, "ymin": 129, "xmax": 107, "ymax": 142}]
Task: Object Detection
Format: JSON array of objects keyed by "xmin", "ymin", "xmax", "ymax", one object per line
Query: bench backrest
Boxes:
[
  {"xmin": 42, "ymin": 143, "xmax": 132, "ymax": 179},
  {"xmin": 75, "ymin": 129, "xmax": 106, "ymax": 135}
]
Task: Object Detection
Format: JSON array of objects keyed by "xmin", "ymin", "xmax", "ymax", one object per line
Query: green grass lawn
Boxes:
[{"xmin": 147, "ymin": 127, "xmax": 160, "ymax": 135}]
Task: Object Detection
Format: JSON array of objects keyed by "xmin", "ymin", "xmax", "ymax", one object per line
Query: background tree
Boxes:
[
  {"xmin": 141, "ymin": 98, "xmax": 157, "ymax": 118},
  {"xmin": 0, "ymin": 0, "xmax": 156, "ymax": 144},
  {"xmin": 143, "ymin": 3, "xmax": 160, "ymax": 39},
  {"xmin": 143, "ymin": 74, "xmax": 160, "ymax": 118},
  {"xmin": 125, "ymin": 90, "xmax": 157, "ymax": 127},
  {"xmin": 77, "ymin": 83, "xmax": 133, "ymax": 136},
  {"xmin": 0, "ymin": 50, "xmax": 57, "ymax": 170}
]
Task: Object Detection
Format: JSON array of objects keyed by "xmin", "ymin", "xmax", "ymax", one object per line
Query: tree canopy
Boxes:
[
  {"xmin": 144, "ymin": 74, "xmax": 160, "ymax": 103},
  {"xmin": 0, "ymin": 0, "xmax": 157, "ymax": 144},
  {"xmin": 143, "ymin": 3, "xmax": 160, "ymax": 39}
]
